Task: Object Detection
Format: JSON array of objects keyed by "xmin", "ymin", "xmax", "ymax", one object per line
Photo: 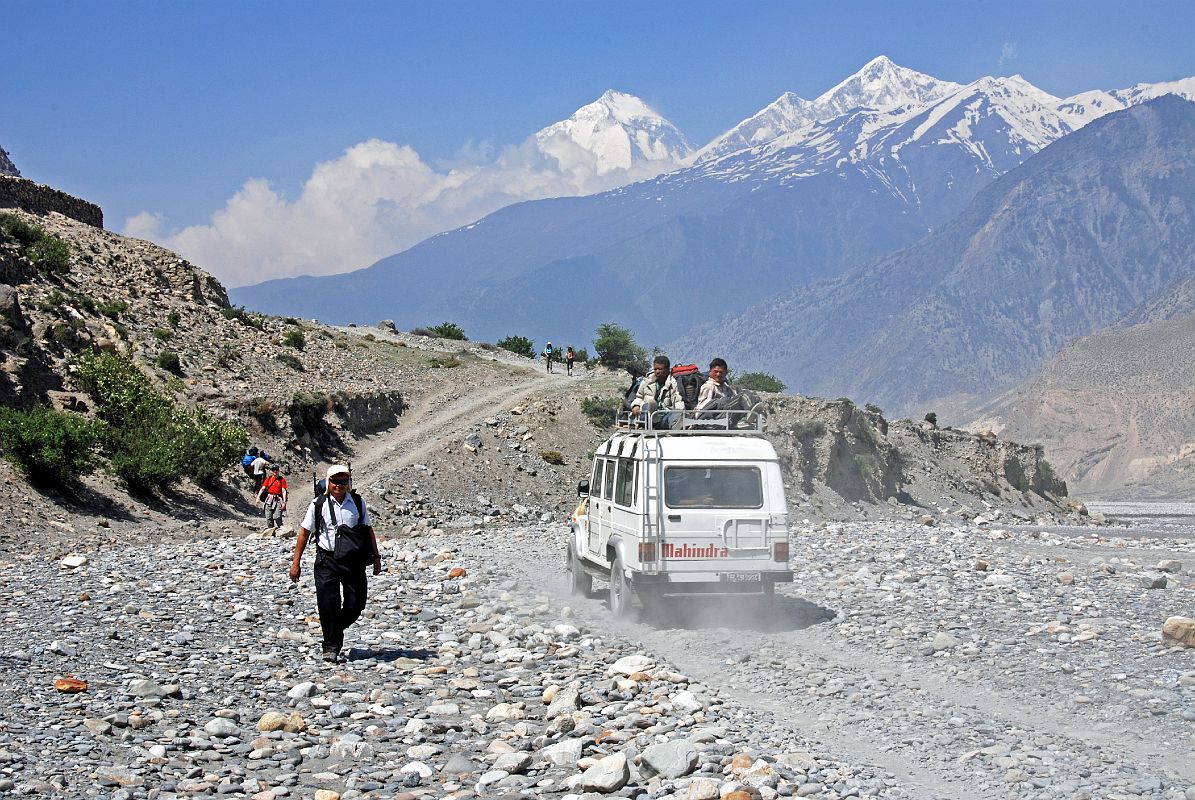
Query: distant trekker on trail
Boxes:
[
  {"xmin": 543, "ymin": 341, "xmax": 555, "ymax": 373},
  {"xmin": 256, "ymin": 464, "xmax": 288, "ymax": 528},
  {"xmin": 249, "ymin": 450, "xmax": 269, "ymax": 492},
  {"xmin": 290, "ymin": 465, "xmax": 381, "ymax": 663},
  {"xmin": 565, "ymin": 346, "xmax": 576, "ymax": 375},
  {"xmin": 630, "ymin": 355, "xmax": 685, "ymax": 429}
]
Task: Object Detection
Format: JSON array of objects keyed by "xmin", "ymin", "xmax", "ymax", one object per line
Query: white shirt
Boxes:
[
  {"xmin": 250, "ymin": 456, "xmax": 268, "ymax": 476},
  {"xmin": 301, "ymin": 492, "xmax": 372, "ymax": 552}
]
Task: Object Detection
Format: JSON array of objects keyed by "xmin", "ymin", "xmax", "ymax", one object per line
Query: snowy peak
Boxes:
[
  {"xmin": 1058, "ymin": 74, "xmax": 1195, "ymax": 127},
  {"xmin": 813, "ymin": 55, "xmax": 963, "ymax": 118},
  {"xmin": 696, "ymin": 56, "xmax": 963, "ymax": 163},
  {"xmin": 696, "ymin": 91, "xmax": 815, "ymax": 162},
  {"xmin": 534, "ymin": 90, "xmax": 693, "ymax": 174}
]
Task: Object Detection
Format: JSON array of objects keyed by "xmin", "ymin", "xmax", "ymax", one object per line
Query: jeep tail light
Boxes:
[
  {"xmin": 638, "ymin": 543, "xmax": 657, "ymax": 561},
  {"xmin": 772, "ymin": 541, "xmax": 789, "ymax": 562}
]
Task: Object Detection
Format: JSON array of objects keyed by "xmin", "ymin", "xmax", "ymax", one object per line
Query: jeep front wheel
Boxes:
[{"xmin": 566, "ymin": 543, "xmax": 592, "ymax": 597}]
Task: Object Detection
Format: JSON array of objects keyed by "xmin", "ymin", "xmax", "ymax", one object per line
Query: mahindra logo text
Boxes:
[{"xmin": 640, "ymin": 543, "xmax": 731, "ymax": 559}]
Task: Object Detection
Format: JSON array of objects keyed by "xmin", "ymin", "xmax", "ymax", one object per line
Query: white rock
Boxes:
[{"xmin": 608, "ymin": 654, "xmax": 655, "ymax": 676}]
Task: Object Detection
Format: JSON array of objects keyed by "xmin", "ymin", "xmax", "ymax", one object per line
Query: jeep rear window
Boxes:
[
  {"xmin": 602, "ymin": 458, "xmax": 616, "ymax": 500},
  {"xmin": 664, "ymin": 466, "xmax": 763, "ymax": 509}
]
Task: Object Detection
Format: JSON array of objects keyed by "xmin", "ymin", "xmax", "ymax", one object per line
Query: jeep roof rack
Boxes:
[{"xmin": 613, "ymin": 407, "xmax": 767, "ymax": 436}]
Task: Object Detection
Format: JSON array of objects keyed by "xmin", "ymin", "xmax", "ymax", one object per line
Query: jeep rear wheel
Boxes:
[
  {"xmin": 608, "ymin": 554, "xmax": 632, "ymax": 618},
  {"xmin": 566, "ymin": 543, "xmax": 591, "ymax": 597}
]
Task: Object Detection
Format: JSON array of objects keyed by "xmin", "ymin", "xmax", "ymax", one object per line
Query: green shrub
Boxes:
[
  {"xmin": 735, "ymin": 372, "xmax": 786, "ymax": 393},
  {"xmin": 276, "ymin": 352, "xmax": 304, "ymax": 371},
  {"xmin": 924, "ymin": 412, "xmax": 938, "ymax": 427},
  {"xmin": 221, "ymin": 305, "xmax": 265, "ymax": 329},
  {"xmin": 580, "ymin": 396, "xmax": 620, "ymax": 428},
  {"xmin": 0, "ymin": 212, "xmax": 44, "ymax": 246},
  {"xmin": 0, "ymin": 405, "xmax": 101, "ymax": 487},
  {"xmin": 427, "ymin": 355, "xmax": 461, "ymax": 368},
  {"xmin": 540, "ymin": 450, "xmax": 565, "ymax": 466},
  {"xmin": 854, "ymin": 453, "xmax": 879, "ymax": 477},
  {"xmin": 428, "ymin": 322, "xmax": 467, "ymax": 340},
  {"xmin": 593, "ymin": 323, "xmax": 647, "ymax": 375},
  {"xmin": 496, "ymin": 335, "xmax": 535, "ymax": 358},
  {"xmin": 572, "ymin": 347, "xmax": 590, "ymax": 364},
  {"xmin": 152, "ymin": 327, "xmax": 174, "ymax": 341},
  {"xmin": 74, "ymin": 351, "xmax": 248, "ymax": 492},
  {"xmin": 864, "ymin": 403, "xmax": 884, "ymax": 415},
  {"xmin": 27, "ymin": 235, "xmax": 71, "ymax": 272},
  {"xmin": 41, "ymin": 289, "xmax": 67, "ymax": 310},
  {"xmin": 281, "ymin": 329, "xmax": 306, "ymax": 349},
  {"xmin": 156, "ymin": 350, "xmax": 182, "ymax": 373},
  {"xmin": 166, "ymin": 311, "xmax": 181, "ymax": 328},
  {"xmin": 214, "ymin": 345, "xmax": 237, "ymax": 368}
]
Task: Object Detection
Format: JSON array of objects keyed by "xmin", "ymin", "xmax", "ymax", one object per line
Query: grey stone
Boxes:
[
  {"xmin": 580, "ymin": 752, "xmax": 629, "ymax": 793},
  {"xmin": 639, "ymin": 739, "xmax": 699, "ymax": 779}
]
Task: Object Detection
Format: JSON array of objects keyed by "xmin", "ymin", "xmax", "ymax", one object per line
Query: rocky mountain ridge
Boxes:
[
  {"xmin": 0, "ymin": 187, "xmax": 1085, "ymax": 554},
  {"xmin": 230, "ymin": 58, "xmax": 1195, "ymax": 353},
  {"xmin": 676, "ymin": 95, "xmax": 1195, "ymax": 418},
  {"xmin": 0, "ymin": 146, "xmax": 18, "ymax": 177}
]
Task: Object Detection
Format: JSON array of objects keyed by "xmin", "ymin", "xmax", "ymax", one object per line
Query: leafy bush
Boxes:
[
  {"xmin": 572, "ymin": 347, "xmax": 591, "ymax": 364},
  {"xmin": 496, "ymin": 335, "xmax": 535, "ymax": 358},
  {"xmin": 854, "ymin": 453, "xmax": 879, "ymax": 477},
  {"xmin": 864, "ymin": 403, "xmax": 884, "ymax": 415},
  {"xmin": 593, "ymin": 323, "xmax": 647, "ymax": 375},
  {"xmin": 0, "ymin": 405, "xmax": 101, "ymax": 487},
  {"xmin": 156, "ymin": 350, "xmax": 182, "ymax": 373},
  {"xmin": 152, "ymin": 327, "xmax": 174, "ymax": 340},
  {"xmin": 428, "ymin": 355, "xmax": 461, "ymax": 368},
  {"xmin": 214, "ymin": 345, "xmax": 237, "ymax": 368},
  {"xmin": 0, "ymin": 212, "xmax": 44, "ymax": 246},
  {"xmin": 26, "ymin": 235, "xmax": 71, "ymax": 272},
  {"xmin": 221, "ymin": 305, "xmax": 265, "ymax": 329},
  {"xmin": 923, "ymin": 412, "xmax": 938, "ymax": 427},
  {"xmin": 428, "ymin": 322, "xmax": 467, "ymax": 341},
  {"xmin": 73, "ymin": 351, "xmax": 248, "ymax": 492},
  {"xmin": 735, "ymin": 372, "xmax": 786, "ymax": 393},
  {"xmin": 276, "ymin": 352, "xmax": 304, "ymax": 371},
  {"xmin": 281, "ymin": 329, "xmax": 306, "ymax": 349},
  {"xmin": 41, "ymin": 289, "xmax": 67, "ymax": 310},
  {"xmin": 540, "ymin": 450, "xmax": 565, "ymax": 466},
  {"xmin": 166, "ymin": 311, "xmax": 181, "ymax": 327},
  {"xmin": 580, "ymin": 396, "xmax": 620, "ymax": 428}
]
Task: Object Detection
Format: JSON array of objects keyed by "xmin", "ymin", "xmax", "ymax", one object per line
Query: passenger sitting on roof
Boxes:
[
  {"xmin": 695, "ymin": 358, "xmax": 735, "ymax": 414},
  {"xmin": 630, "ymin": 355, "xmax": 685, "ymax": 430}
]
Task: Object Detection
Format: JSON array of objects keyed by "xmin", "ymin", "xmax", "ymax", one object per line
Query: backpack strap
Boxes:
[{"xmin": 350, "ymin": 490, "xmax": 365, "ymax": 522}]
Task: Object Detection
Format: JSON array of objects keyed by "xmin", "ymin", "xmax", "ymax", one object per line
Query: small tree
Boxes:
[
  {"xmin": 496, "ymin": 335, "xmax": 535, "ymax": 358},
  {"xmin": 924, "ymin": 412, "xmax": 938, "ymax": 427},
  {"xmin": 156, "ymin": 350, "xmax": 182, "ymax": 373},
  {"xmin": 428, "ymin": 322, "xmax": 467, "ymax": 341},
  {"xmin": 0, "ymin": 406, "xmax": 101, "ymax": 487},
  {"xmin": 593, "ymin": 323, "xmax": 647, "ymax": 375},
  {"xmin": 735, "ymin": 371, "xmax": 786, "ymax": 393}
]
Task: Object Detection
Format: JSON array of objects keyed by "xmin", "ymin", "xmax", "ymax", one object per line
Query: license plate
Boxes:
[{"xmin": 724, "ymin": 572, "xmax": 761, "ymax": 583}]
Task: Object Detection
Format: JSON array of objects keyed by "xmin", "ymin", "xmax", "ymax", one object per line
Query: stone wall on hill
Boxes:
[{"xmin": 0, "ymin": 176, "xmax": 103, "ymax": 228}]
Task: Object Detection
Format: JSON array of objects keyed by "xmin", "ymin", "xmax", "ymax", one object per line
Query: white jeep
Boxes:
[{"xmin": 566, "ymin": 408, "xmax": 792, "ymax": 616}]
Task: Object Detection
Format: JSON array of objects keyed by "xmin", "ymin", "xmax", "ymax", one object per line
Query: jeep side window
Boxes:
[
  {"xmin": 602, "ymin": 458, "xmax": 616, "ymax": 500},
  {"xmin": 615, "ymin": 458, "xmax": 637, "ymax": 507},
  {"xmin": 592, "ymin": 459, "xmax": 605, "ymax": 498}
]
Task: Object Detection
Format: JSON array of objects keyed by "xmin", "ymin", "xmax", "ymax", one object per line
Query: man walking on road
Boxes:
[
  {"xmin": 289, "ymin": 465, "xmax": 381, "ymax": 662},
  {"xmin": 256, "ymin": 464, "xmax": 288, "ymax": 528}
]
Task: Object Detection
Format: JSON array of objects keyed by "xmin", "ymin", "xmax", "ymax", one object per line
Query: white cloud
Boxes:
[
  {"xmin": 999, "ymin": 42, "xmax": 1018, "ymax": 67},
  {"xmin": 124, "ymin": 133, "xmax": 679, "ymax": 288},
  {"xmin": 122, "ymin": 210, "xmax": 164, "ymax": 240}
]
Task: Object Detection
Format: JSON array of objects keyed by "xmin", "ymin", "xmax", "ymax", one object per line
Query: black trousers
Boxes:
[{"xmin": 313, "ymin": 550, "xmax": 367, "ymax": 651}]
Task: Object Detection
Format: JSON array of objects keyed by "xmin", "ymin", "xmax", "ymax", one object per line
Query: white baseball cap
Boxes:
[{"xmin": 326, "ymin": 464, "xmax": 350, "ymax": 479}]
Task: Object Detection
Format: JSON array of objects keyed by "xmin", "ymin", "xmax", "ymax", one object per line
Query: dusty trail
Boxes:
[{"xmin": 478, "ymin": 527, "xmax": 1194, "ymax": 800}]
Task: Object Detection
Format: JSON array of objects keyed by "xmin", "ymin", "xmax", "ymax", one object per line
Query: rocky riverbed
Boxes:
[{"xmin": 1, "ymin": 505, "xmax": 1192, "ymax": 800}]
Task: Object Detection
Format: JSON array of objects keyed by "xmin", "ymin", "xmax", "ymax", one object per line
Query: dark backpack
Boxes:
[
  {"xmin": 621, "ymin": 376, "xmax": 644, "ymax": 412},
  {"xmin": 672, "ymin": 365, "xmax": 707, "ymax": 411},
  {"xmin": 241, "ymin": 454, "xmax": 255, "ymax": 475},
  {"xmin": 313, "ymin": 490, "xmax": 372, "ymax": 566}
]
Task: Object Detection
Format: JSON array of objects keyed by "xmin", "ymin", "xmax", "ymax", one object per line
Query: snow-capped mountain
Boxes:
[
  {"xmin": 696, "ymin": 56, "xmax": 962, "ymax": 162},
  {"xmin": 533, "ymin": 90, "xmax": 693, "ymax": 174},
  {"xmin": 1059, "ymin": 75, "xmax": 1195, "ymax": 126},
  {"xmin": 235, "ymin": 60, "xmax": 1195, "ymax": 364}
]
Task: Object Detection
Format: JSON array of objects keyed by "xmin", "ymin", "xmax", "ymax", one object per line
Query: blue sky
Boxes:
[{"xmin": 3, "ymin": 0, "xmax": 1194, "ymax": 285}]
